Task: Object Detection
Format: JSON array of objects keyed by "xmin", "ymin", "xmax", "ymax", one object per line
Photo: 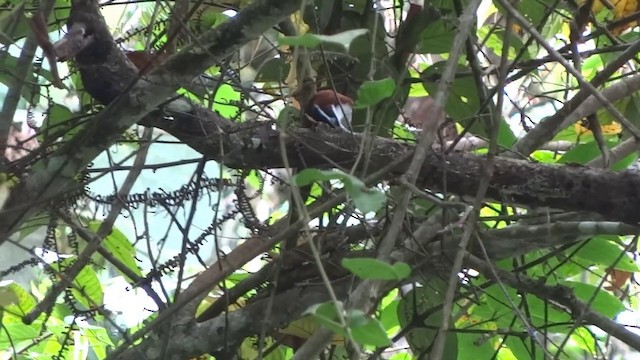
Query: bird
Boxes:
[
  {"xmin": 125, "ymin": 50, "xmax": 169, "ymax": 74},
  {"xmin": 305, "ymin": 89, "xmax": 354, "ymax": 131}
]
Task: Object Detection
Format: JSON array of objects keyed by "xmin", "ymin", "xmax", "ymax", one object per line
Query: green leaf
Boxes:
[
  {"xmin": 52, "ymin": 257, "xmax": 104, "ymax": 309},
  {"xmin": 0, "ymin": 0, "xmax": 71, "ymax": 45},
  {"xmin": 279, "ymin": 29, "xmax": 369, "ymax": 50},
  {"xmin": 417, "ymin": 20, "xmax": 456, "ymax": 54},
  {"xmin": 0, "ymin": 1, "xmax": 24, "ymax": 45},
  {"xmin": 422, "ymin": 62, "xmax": 479, "ymax": 121},
  {"xmin": 558, "ymin": 139, "xmax": 636, "ymax": 170},
  {"xmin": 457, "ymin": 333, "xmax": 501, "ymax": 360},
  {"xmin": 42, "ymin": 104, "xmax": 78, "ymax": 141},
  {"xmin": 0, "ymin": 322, "xmax": 39, "ymax": 348},
  {"xmin": 354, "ymin": 78, "xmax": 396, "ymax": 108},
  {"xmin": 275, "ymin": 105, "xmax": 300, "ymax": 130},
  {"xmin": 306, "ymin": 302, "xmax": 345, "ymax": 335},
  {"xmin": 421, "ymin": 62, "xmax": 516, "ymax": 146},
  {"xmin": 293, "ymin": 169, "xmax": 386, "ymax": 213},
  {"xmin": 245, "ymin": 170, "xmax": 262, "ymax": 190},
  {"xmin": 350, "ymin": 315, "xmax": 392, "ymax": 347},
  {"xmin": 196, "ymin": 8, "xmax": 229, "ymax": 29},
  {"xmin": 503, "ymin": 336, "xmax": 546, "ymax": 360},
  {"xmin": 306, "ymin": 302, "xmax": 392, "ymax": 347},
  {"xmin": 627, "ymin": 94, "xmax": 640, "ymax": 131},
  {"xmin": 574, "ymin": 237, "xmax": 640, "ymax": 272},
  {"xmin": 498, "ymin": 0, "xmax": 561, "ymax": 25},
  {"xmin": 0, "ymin": 282, "xmax": 36, "ymax": 320},
  {"xmin": 82, "ymin": 325, "xmax": 114, "ymax": 360},
  {"xmin": 379, "ymin": 298, "xmax": 399, "ymax": 331},
  {"xmin": 477, "ymin": 283, "xmax": 571, "ymax": 330},
  {"xmin": 398, "ymin": 284, "xmax": 457, "ymax": 360},
  {"xmin": 341, "ymin": 258, "xmax": 411, "ymax": 280},
  {"xmin": 562, "ymin": 281, "xmax": 626, "ymax": 318},
  {"xmin": 477, "ymin": 27, "xmax": 532, "ymax": 61},
  {"xmin": 571, "ymin": 327, "xmax": 597, "ymax": 356},
  {"xmin": 88, "ymin": 221, "xmax": 142, "ymax": 278},
  {"xmin": 213, "ymin": 83, "xmax": 240, "ymax": 118},
  {"xmin": 255, "ymin": 58, "xmax": 290, "ymax": 83},
  {"xmin": 525, "ymin": 292, "xmax": 572, "ymax": 328},
  {"xmin": 0, "ymin": 53, "xmax": 40, "ymax": 103},
  {"xmin": 19, "ymin": 215, "xmax": 49, "ymax": 240},
  {"xmin": 389, "ymin": 354, "xmax": 413, "ymax": 360}
]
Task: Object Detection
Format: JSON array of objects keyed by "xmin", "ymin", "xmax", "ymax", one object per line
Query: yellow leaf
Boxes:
[
  {"xmin": 279, "ymin": 316, "xmax": 345, "ymax": 345},
  {"xmin": 574, "ymin": 120, "xmax": 622, "ymax": 135}
]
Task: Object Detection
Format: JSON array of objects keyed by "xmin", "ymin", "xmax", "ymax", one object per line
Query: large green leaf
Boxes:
[
  {"xmin": 341, "ymin": 258, "xmax": 411, "ymax": 280},
  {"xmin": 422, "ymin": 63, "xmax": 479, "ymax": 121},
  {"xmin": 19, "ymin": 214, "xmax": 49, "ymax": 240},
  {"xmin": 558, "ymin": 139, "xmax": 637, "ymax": 170},
  {"xmin": 562, "ymin": 281, "xmax": 626, "ymax": 318},
  {"xmin": 52, "ymin": 257, "xmax": 104, "ymax": 309},
  {"xmin": 416, "ymin": 19, "xmax": 455, "ymax": 55},
  {"xmin": 457, "ymin": 332, "xmax": 501, "ymax": 360},
  {"xmin": 504, "ymin": 336, "xmax": 546, "ymax": 360},
  {"xmin": 0, "ymin": 282, "xmax": 36, "ymax": 320},
  {"xmin": 213, "ymin": 83, "xmax": 240, "ymax": 118},
  {"xmin": 397, "ymin": 282, "xmax": 458, "ymax": 360},
  {"xmin": 0, "ymin": 322, "xmax": 39, "ymax": 348},
  {"xmin": 525, "ymin": 292, "xmax": 573, "ymax": 328},
  {"xmin": 573, "ymin": 237, "xmax": 640, "ymax": 272},
  {"xmin": 88, "ymin": 221, "xmax": 142, "ymax": 278},
  {"xmin": 355, "ymin": 78, "xmax": 396, "ymax": 108},
  {"xmin": 421, "ymin": 62, "xmax": 517, "ymax": 146}
]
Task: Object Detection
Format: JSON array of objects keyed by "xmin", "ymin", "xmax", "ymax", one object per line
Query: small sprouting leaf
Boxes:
[
  {"xmin": 279, "ymin": 29, "xmax": 369, "ymax": 50},
  {"xmin": 341, "ymin": 258, "xmax": 411, "ymax": 280}
]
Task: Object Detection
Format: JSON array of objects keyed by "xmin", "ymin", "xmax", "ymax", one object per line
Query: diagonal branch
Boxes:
[
  {"xmin": 113, "ymin": 278, "xmax": 354, "ymax": 360},
  {"xmin": 466, "ymin": 253, "xmax": 640, "ymax": 353}
]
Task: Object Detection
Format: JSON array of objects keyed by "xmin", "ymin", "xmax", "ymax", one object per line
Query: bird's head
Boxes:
[{"xmin": 306, "ymin": 89, "xmax": 354, "ymax": 131}]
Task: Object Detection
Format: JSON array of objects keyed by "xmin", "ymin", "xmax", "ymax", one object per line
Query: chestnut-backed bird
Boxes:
[{"xmin": 306, "ymin": 89, "xmax": 354, "ymax": 131}]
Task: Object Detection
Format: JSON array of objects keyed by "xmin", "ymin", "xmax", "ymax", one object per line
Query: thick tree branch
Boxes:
[{"xmin": 143, "ymin": 112, "xmax": 640, "ymax": 225}]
